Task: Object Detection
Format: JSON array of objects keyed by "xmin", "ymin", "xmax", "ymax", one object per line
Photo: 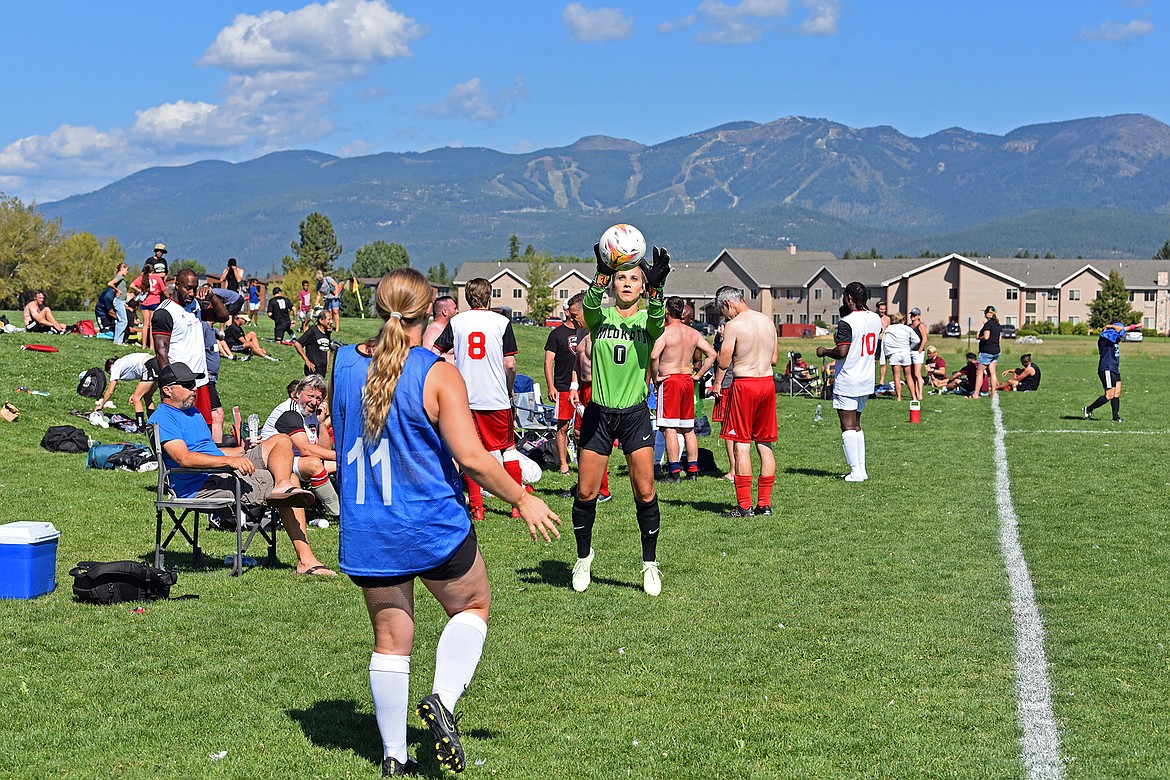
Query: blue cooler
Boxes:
[{"xmin": 0, "ymin": 521, "xmax": 61, "ymax": 599}]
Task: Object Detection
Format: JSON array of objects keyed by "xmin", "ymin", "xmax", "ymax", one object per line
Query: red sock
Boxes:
[
  {"xmin": 503, "ymin": 458, "xmax": 523, "ymax": 487},
  {"xmin": 600, "ymin": 469, "xmax": 610, "ymax": 497},
  {"xmin": 734, "ymin": 475, "xmax": 752, "ymax": 509},
  {"xmin": 465, "ymin": 475, "xmax": 483, "ymax": 509},
  {"xmin": 756, "ymin": 475, "xmax": 774, "ymax": 507},
  {"xmin": 309, "ymin": 469, "xmax": 329, "ymax": 488},
  {"xmin": 686, "ymin": 463, "xmax": 699, "ymax": 475}
]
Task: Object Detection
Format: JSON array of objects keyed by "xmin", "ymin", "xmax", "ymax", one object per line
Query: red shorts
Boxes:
[
  {"xmin": 574, "ymin": 386, "xmax": 592, "ymax": 435},
  {"xmin": 472, "ymin": 408, "xmax": 514, "ymax": 451},
  {"xmin": 712, "ymin": 390, "xmax": 727, "ymax": 423},
  {"xmin": 555, "ymin": 389, "xmax": 574, "ymax": 422},
  {"xmin": 656, "ymin": 374, "xmax": 695, "ymax": 429},
  {"xmin": 720, "ymin": 377, "xmax": 778, "ymax": 443},
  {"xmin": 194, "ymin": 384, "xmax": 213, "ymax": 425}
]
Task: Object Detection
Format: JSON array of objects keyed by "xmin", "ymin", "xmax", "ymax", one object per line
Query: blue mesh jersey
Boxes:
[
  {"xmin": 333, "ymin": 345, "xmax": 469, "ymax": 577},
  {"xmin": 1097, "ymin": 330, "xmax": 1122, "ymax": 374}
]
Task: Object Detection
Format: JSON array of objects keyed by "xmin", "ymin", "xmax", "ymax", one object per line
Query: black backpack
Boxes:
[
  {"xmin": 68, "ymin": 561, "xmax": 191, "ymax": 604},
  {"xmin": 41, "ymin": 425, "xmax": 90, "ymax": 453},
  {"xmin": 77, "ymin": 367, "xmax": 107, "ymax": 399}
]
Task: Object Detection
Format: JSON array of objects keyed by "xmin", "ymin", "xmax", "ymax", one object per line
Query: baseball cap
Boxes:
[
  {"xmin": 910, "ymin": 307, "xmax": 921, "ymax": 317},
  {"xmin": 984, "ymin": 305, "xmax": 997, "ymax": 313},
  {"xmin": 156, "ymin": 362, "xmax": 204, "ymax": 388}
]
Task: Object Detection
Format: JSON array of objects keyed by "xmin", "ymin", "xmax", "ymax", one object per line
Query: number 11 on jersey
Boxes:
[{"xmin": 345, "ymin": 436, "xmax": 392, "ymax": 505}]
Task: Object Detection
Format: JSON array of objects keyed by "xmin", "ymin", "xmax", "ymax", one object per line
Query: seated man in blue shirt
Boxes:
[{"xmin": 148, "ymin": 362, "xmax": 337, "ymax": 576}]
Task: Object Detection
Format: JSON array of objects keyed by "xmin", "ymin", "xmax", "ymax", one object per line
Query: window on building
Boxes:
[
  {"xmin": 799, "ymin": 314, "xmax": 808, "ymax": 324},
  {"xmin": 1025, "ymin": 315, "xmax": 1036, "ymax": 324},
  {"xmin": 787, "ymin": 289, "xmax": 796, "ymax": 300},
  {"xmin": 786, "ymin": 314, "xmax": 793, "ymax": 324},
  {"xmin": 1005, "ymin": 316, "xmax": 1018, "ymax": 326},
  {"xmin": 1145, "ymin": 291, "xmax": 1156, "ymax": 302},
  {"xmin": 814, "ymin": 288, "xmax": 822, "ymax": 300},
  {"xmin": 1128, "ymin": 291, "xmax": 1135, "ymax": 302},
  {"xmin": 513, "ymin": 289, "xmax": 523, "ymax": 299},
  {"xmin": 1095, "ymin": 290, "xmax": 1101, "ymax": 299},
  {"xmin": 558, "ymin": 288, "xmax": 568, "ymax": 299},
  {"xmin": 1026, "ymin": 291, "xmax": 1036, "ymax": 300},
  {"xmin": 831, "ymin": 314, "xmax": 839, "ymax": 325},
  {"xmin": 1068, "ymin": 289, "xmax": 1080, "ymax": 301},
  {"xmin": 1145, "ymin": 316, "xmax": 1155, "ymax": 328},
  {"xmin": 1039, "ymin": 291, "xmax": 1049, "ymax": 300},
  {"xmin": 492, "ymin": 288, "xmax": 501, "ymax": 299},
  {"xmin": 948, "ymin": 289, "xmax": 957, "ymax": 300},
  {"xmin": 1006, "ymin": 288, "xmax": 1019, "ymax": 300},
  {"xmin": 1047, "ymin": 316, "xmax": 1057, "ymax": 324},
  {"xmin": 751, "ymin": 290, "xmax": 758, "ymax": 300},
  {"xmin": 1025, "ymin": 303, "xmax": 1036, "ymax": 314},
  {"xmin": 773, "ymin": 314, "xmax": 781, "ymax": 326},
  {"xmin": 1069, "ymin": 316, "xmax": 1079, "ymax": 325}
]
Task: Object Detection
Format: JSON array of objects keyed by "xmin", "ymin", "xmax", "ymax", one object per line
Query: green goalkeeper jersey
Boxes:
[{"xmin": 583, "ymin": 284, "xmax": 665, "ymax": 409}]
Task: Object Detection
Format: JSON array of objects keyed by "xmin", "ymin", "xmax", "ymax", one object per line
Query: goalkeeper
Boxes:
[{"xmin": 570, "ymin": 241, "xmax": 670, "ymax": 597}]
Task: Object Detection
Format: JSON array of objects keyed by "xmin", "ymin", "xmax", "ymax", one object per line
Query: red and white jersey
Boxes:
[
  {"xmin": 152, "ymin": 299, "xmax": 208, "ymax": 387},
  {"xmin": 435, "ymin": 309, "xmax": 517, "ymax": 411},
  {"xmin": 832, "ymin": 309, "xmax": 883, "ymax": 397}
]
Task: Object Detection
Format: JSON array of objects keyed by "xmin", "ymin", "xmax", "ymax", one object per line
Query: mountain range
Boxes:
[{"xmin": 40, "ymin": 113, "xmax": 1170, "ymax": 272}]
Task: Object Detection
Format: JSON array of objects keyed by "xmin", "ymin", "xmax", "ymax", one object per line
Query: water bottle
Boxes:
[
  {"xmin": 309, "ymin": 518, "xmax": 331, "ymax": 529},
  {"xmin": 814, "ymin": 403, "xmax": 822, "ymax": 422},
  {"xmin": 247, "ymin": 413, "xmax": 260, "ymax": 445}
]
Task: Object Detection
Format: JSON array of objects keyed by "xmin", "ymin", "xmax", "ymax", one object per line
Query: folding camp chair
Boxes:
[
  {"xmin": 148, "ymin": 425, "xmax": 278, "ymax": 576},
  {"xmin": 512, "ymin": 377, "xmax": 559, "ymax": 460}
]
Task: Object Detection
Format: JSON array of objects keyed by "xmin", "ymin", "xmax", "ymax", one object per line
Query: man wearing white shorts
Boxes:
[
  {"xmin": 876, "ymin": 300, "xmax": 891, "ymax": 388},
  {"xmin": 817, "ymin": 282, "xmax": 883, "ymax": 482}
]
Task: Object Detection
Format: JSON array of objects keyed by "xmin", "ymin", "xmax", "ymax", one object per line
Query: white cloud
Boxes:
[
  {"xmin": 419, "ymin": 78, "xmax": 529, "ymax": 124},
  {"xmin": 562, "ymin": 3, "xmax": 635, "ymax": 42},
  {"xmin": 800, "ymin": 0, "xmax": 840, "ymax": 35},
  {"xmin": 1077, "ymin": 18, "xmax": 1154, "ymax": 43},
  {"xmin": 0, "ymin": 0, "xmax": 425, "ymax": 201},
  {"xmin": 660, "ymin": 0, "xmax": 838, "ymax": 43},
  {"xmin": 338, "ymin": 139, "xmax": 376, "ymax": 156}
]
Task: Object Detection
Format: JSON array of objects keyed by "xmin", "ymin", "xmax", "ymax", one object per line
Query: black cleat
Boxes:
[
  {"xmin": 597, "ymin": 492, "xmax": 612, "ymax": 503},
  {"xmin": 1083, "ymin": 406, "xmax": 1093, "ymax": 420},
  {"xmin": 417, "ymin": 693, "xmax": 465, "ymax": 773},
  {"xmin": 657, "ymin": 473, "xmax": 682, "ymax": 484},
  {"xmin": 754, "ymin": 505, "xmax": 773, "ymax": 516},
  {"xmin": 1112, "ymin": 417, "xmax": 1124, "ymax": 423},
  {"xmin": 683, "ymin": 472, "xmax": 699, "ymax": 481},
  {"xmin": 382, "ymin": 756, "xmax": 419, "ymax": 776},
  {"xmin": 558, "ymin": 486, "xmax": 576, "ymax": 499},
  {"xmin": 720, "ymin": 506, "xmax": 755, "ymax": 518}
]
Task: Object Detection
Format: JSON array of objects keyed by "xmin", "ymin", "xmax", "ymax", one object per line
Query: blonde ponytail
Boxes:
[{"xmin": 361, "ymin": 268, "xmax": 435, "ymax": 441}]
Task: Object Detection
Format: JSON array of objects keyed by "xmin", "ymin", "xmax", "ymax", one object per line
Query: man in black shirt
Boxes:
[
  {"xmin": 543, "ymin": 293, "xmax": 584, "ymax": 474},
  {"xmin": 266, "ymin": 286, "xmax": 294, "ymax": 343},
  {"xmin": 972, "ymin": 305, "xmax": 1001, "ymax": 400},
  {"xmin": 294, "ymin": 310, "xmax": 333, "ymax": 377},
  {"xmin": 1084, "ymin": 322, "xmax": 1125, "ymax": 421},
  {"xmin": 224, "ymin": 314, "xmax": 277, "ymax": 360},
  {"xmin": 1002, "ymin": 354, "xmax": 1041, "ymax": 392}
]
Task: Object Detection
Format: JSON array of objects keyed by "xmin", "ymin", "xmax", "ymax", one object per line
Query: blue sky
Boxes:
[{"xmin": 1, "ymin": 0, "xmax": 1163, "ymax": 203}]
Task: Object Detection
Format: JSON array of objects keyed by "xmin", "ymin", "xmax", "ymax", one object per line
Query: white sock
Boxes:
[
  {"xmin": 311, "ymin": 479, "xmax": 341, "ymax": 516},
  {"xmin": 369, "ymin": 653, "xmax": 411, "ymax": 763},
  {"xmin": 841, "ymin": 430, "xmax": 860, "ymax": 473},
  {"xmin": 856, "ymin": 430, "xmax": 867, "ymax": 475},
  {"xmin": 433, "ymin": 612, "xmax": 488, "ymax": 712}
]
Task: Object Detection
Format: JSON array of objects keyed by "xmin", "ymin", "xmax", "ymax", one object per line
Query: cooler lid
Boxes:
[{"xmin": 0, "ymin": 521, "xmax": 61, "ymax": 544}]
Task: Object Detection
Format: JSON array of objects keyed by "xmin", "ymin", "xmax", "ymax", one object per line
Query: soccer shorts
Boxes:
[
  {"xmin": 656, "ymin": 374, "xmax": 695, "ymax": 429},
  {"xmin": 573, "ymin": 385, "xmax": 592, "ymax": 435},
  {"xmin": 349, "ymin": 527, "xmax": 479, "ymax": 588},
  {"xmin": 194, "ymin": 384, "xmax": 213, "ymax": 425},
  {"xmin": 471, "ymin": 408, "xmax": 515, "ymax": 451},
  {"xmin": 720, "ymin": 377, "xmax": 778, "ymax": 444},
  {"xmin": 712, "ymin": 388, "xmax": 728, "ymax": 423},
  {"xmin": 911, "ymin": 350, "xmax": 925, "ymax": 365},
  {"xmin": 580, "ymin": 401, "xmax": 653, "ymax": 456},
  {"xmin": 832, "ymin": 393, "xmax": 869, "ymax": 413},
  {"xmin": 1099, "ymin": 370, "xmax": 1120, "ymax": 390},
  {"xmin": 888, "ymin": 350, "xmax": 912, "ymax": 367},
  {"xmin": 555, "ymin": 388, "xmax": 575, "ymax": 422}
]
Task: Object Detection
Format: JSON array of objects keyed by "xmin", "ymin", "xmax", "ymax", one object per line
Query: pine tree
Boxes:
[
  {"xmin": 1087, "ymin": 269, "xmax": 1140, "ymax": 328},
  {"xmin": 526, "ymin": 254, "xmax": 555, "ymax": 321},
  {"xmin": 1153, "ymin": 240, "xmax": 1170, "ymax": 260},
  {"xmin": 427, "ymin": 262, "xmax": 451, "ymax": 286},
  {"xmin": 288, "ymin": 212, "xmax": 341, "ymax": 273}
]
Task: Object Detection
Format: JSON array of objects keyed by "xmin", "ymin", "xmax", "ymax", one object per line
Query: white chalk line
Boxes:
[
  {"xmin": 993, "ymin": 395, "xmax": 1065, "ymax": 779},
  {"xmin": 1006, "ymin": 429, "xmax": 1168, "ymax": 435}
]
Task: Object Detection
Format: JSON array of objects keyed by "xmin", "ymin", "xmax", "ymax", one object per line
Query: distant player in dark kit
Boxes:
[
  {"xmin": 817, "ymin": 282, "xmax": 883, "ymax": 482},
  {"xmin": 332, "ymin": 267, "xmax": 558, "ymax": 776},
  {"xmin": 294, "ymin": 310, "xmax": 333, "ymax": 377},
  {"xmin": 1084, "ymin": 321, "xmax": 1126, "ymax": 421},
  {"xmin": 544, "ymin": 293, "xmax": 585, "ymax": 474},
  {"xmin": 266, "ymin": 286, "xmax": 294, "ymax": 343}
]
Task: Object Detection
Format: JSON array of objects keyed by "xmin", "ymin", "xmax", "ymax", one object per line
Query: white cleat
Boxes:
[
  {"xmin": 843, "ymin": 471, "xmax": 869, "ymax": 482},
  {"xmin": 642, "ymin": 561, "xmax": 662, "ymax": 596},
  {"xmin": 572, "ymin": 548, "xmax": 594, "ymax": 592}
]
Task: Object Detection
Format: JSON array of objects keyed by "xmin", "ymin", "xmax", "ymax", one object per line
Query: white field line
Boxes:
[
  {"xmin": 1006, "ymin": 429, "xmax": 1169, "ymax": 435},
  {"xmin": 993, "ymin": 396, "xmax": 1065, "ymax": 780}
]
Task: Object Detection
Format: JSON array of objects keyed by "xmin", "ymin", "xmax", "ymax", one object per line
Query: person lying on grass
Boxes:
[{"xmin": 149, "ymin": 361, "xmax": 336, "ymax": 576}]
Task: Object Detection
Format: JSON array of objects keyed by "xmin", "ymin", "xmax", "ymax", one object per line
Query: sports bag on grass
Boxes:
[
  {"xmin": 41, "ymin": 425, "xmax": 89, "ymax": 453},
  {"xmin": 76, "ymin": 367, "xmax": 107, "ymax": 399},
  {"xmin": 68, "ymin": 561, "xmax": 194, "ymax": 604}
]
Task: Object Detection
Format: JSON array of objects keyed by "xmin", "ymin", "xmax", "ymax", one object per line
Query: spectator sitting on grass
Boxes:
[
  {"xmin": 23, "ymin": 290, "xmax": 66, "ymax": 334},
  {"xmin": 149, "ymin": 361, "xmax": 336, "ymax": 577},
  {"xmin": 224, "ymin": 314, "xmax": 278, "ymax": 361},
  {"xmin": 944, "ymin": 352, "xmax": 989, "ymax": 396},
  {"xmin": 924, "ymin": 345, "xmax": 947, "ymax": 391},
  {"xmin": 1001, "ymin": 353, "xmax": 1041, "ymax": 392}
]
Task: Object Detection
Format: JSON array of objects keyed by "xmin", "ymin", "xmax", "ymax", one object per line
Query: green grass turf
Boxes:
[{"xmin": 1, "ymin": 313, "xmax": 1167, "ymax": 778}]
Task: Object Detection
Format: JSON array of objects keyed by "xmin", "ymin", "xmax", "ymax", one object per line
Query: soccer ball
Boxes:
[{"xmin": 598, "ymin": 224, "xmax": 646, "ymax": 272}]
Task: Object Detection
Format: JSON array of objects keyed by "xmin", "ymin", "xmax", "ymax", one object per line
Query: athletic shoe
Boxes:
[
  {"xmin": 416, "ymin": 694, "xmax": 465, "ymax": 773},
  {"xmin": 657, "ymin": 472, "xmax": 682, "ymax": 484},
  {"xmin": 720, "ymin": 506, "xmax": 755, "ymax": 518},
  {"xmin": 754, "ymin": 505, "xmax": 773, "ymax": 516},
  {"xmin": 683, "ymin": 472, "xmax": 699, "ymax": 481},
  {"xmin": 381, "ymin": 756, "xmax": 418, "ymax": 776},
  {"xmin": 558, "ymin": 487, "xmax": 576, "ymax": 499},
  {"xmin": 572, "ymin": 548, "xmax": 594, "ymax": 592},
  {"xmin": 642, "ymin": 561, "xmax": 662, "ymax": 596},
  {"xmin": 470, "ymin": 506, "xmax": 485, "ymax": 522},
  {"xmin": 1083, "ymin": 406, "xmax": 1093, "ymax": 419},
  {"xmin": 597, "ymin": 492, "xmax": 612, "ymax": 503},
  {"xmin": 262, "ymin": 354, "xmax": 280, "ymax": 362},
  {"xmin": 1112, "ymin": 417, "xmax": 1124, "ymax": 423},
  {"xmin": 843, "ymin": 472, "xmax": 869, "ymax": 482}
]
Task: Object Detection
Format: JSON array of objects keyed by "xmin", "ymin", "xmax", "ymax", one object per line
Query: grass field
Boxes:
[{"xmin": 1, "ymin": 312, "xmax": 1168, "ymax": 779}]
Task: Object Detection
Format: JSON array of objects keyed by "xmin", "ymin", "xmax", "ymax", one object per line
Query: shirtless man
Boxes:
[
  {"xmin": 23, "ymin": 291, "xmax": 65, "ymax": 333},
  {"xmin": 651, "ymin": 296, "xmax": 716, "ymax": 481},
  {"xmin": 876, "ymin": 300, "xmax": 891, "ymax": 389},
  {"xmin": 423, "ymin": 295, "xmax": 457, "ymax": 362},
  {"xmin": 713, "ymin": 286, "xmax": 779, "ymax": 518}
]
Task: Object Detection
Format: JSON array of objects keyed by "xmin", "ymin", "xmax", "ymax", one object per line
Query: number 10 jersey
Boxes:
[{"xmin": 832, "ymin": 309, "xmax": 884, "ymax": 397}]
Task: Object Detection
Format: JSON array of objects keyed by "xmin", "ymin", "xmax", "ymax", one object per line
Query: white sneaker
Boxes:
[
  {"xmin": 571, "ymin": 548, "xmax": 594, "ymax": 592},
  {"xmin": 641, "ymin": 561, "xmax": 662, "ymax": 596},
  {"xmin": 843, "ymin": 471, "xmax": 869, "ymax": 482}
]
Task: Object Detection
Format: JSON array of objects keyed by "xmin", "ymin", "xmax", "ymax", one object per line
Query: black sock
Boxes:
[
  {"xmin": 1087, "ymin": 395, "xmax": 1108, "ymax": 412},
  {"xmin": 572, "ymin": 496, "xmax": 597, "ymax": 559},
  {"xmin": 1110, "ymin": 398, "xmax": 1120, "ymax": 419},
  {"xmin": 635, "ymin": 496, "xmax": 661, "ymax": 562},
  {"xmin": 135, "ymin": 411, "xmax": 145, "ymax": 428}
]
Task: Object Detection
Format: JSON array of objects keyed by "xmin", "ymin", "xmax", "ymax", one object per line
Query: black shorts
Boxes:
[
  {"xmin": 349, "ymin": 526, "xmax": 479, "ymax": 588},
  {"xmin": 1099, "ymin": 370, "xmax": 1120, "ymax": 390},
  {"xmin": 206, "ymin": 381, "xmax": 222, "ymax": 412},
  {"xmin": 144, "ymin": 357, "xmax": 160, "ymax": 381},
  {"xmin": 27, "ymin": 321, "xmax": 53, "ymax": 333},
  {"xmin": 579, "ymin": 401, "xmax": 654, "ymax": 457},
  {"xmin": 229, "ymin": 343, "xmax": 249, "ymax": 353}
]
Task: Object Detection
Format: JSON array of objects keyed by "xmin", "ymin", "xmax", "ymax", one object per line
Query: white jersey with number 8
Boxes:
[
  {"xmin": 438, "ymin": 308, "xmax": 518, "ymax": 410},
  {"xmin": 832, "ymin": 309, "xmax": 884, "ymax": 397}
]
